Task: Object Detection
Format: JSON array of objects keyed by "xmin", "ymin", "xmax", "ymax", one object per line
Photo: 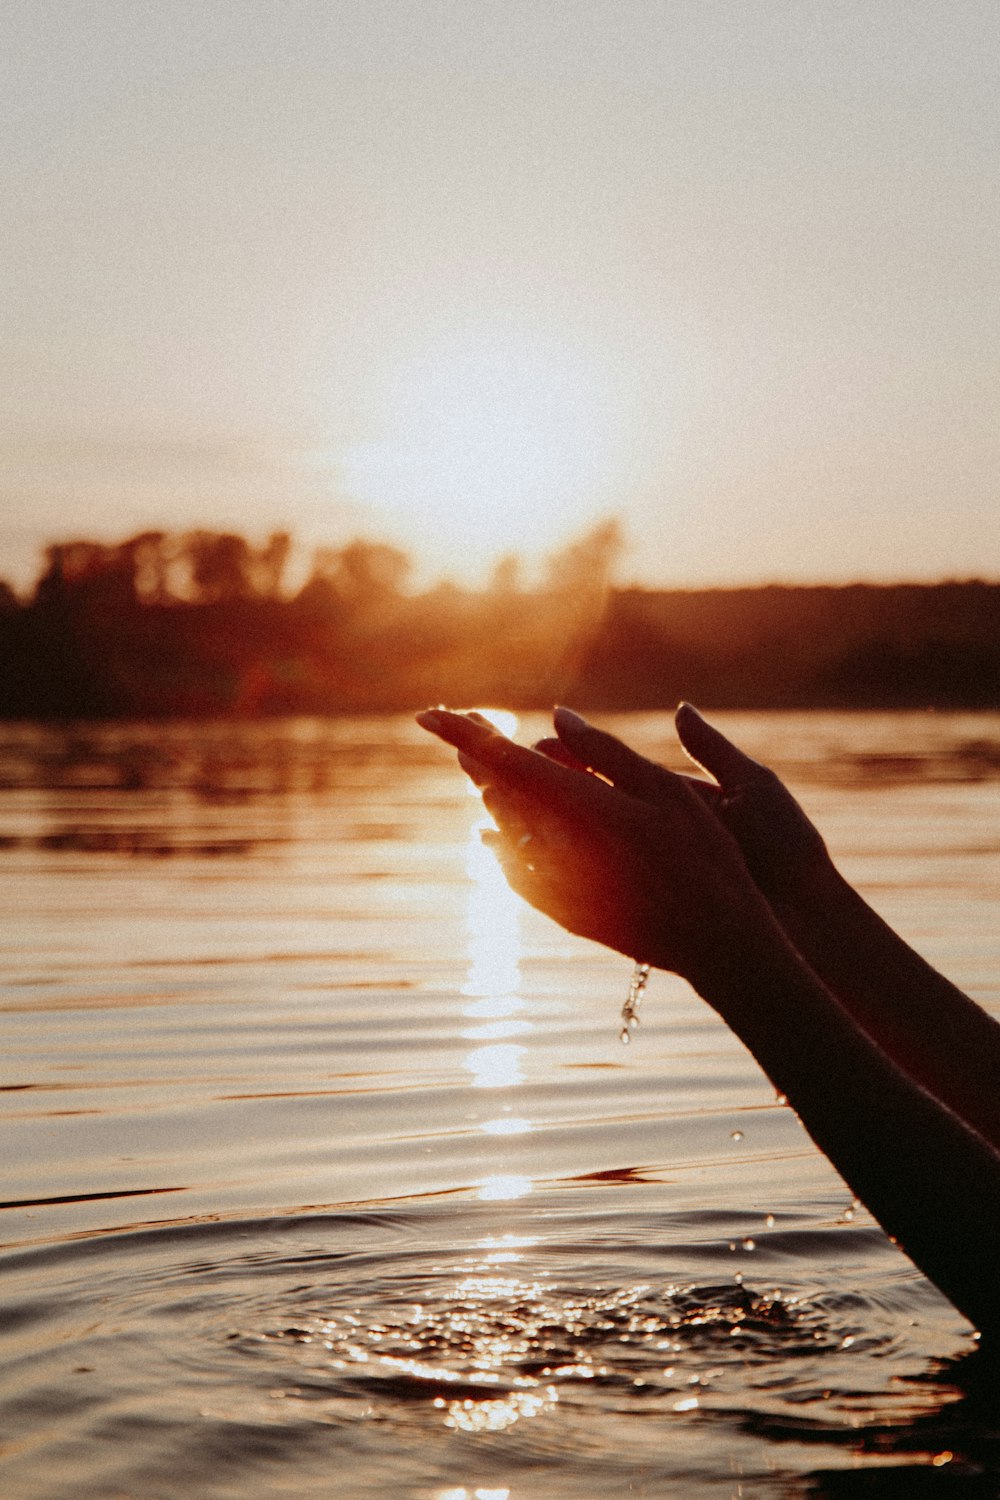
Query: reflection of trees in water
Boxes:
[
  {"xmin": 0, "ymin": 525, "xmax": 998, "ymax": 716},
  {"xmin": 0, "ymin": 718, "xmax": 415, "ymax": 857}
]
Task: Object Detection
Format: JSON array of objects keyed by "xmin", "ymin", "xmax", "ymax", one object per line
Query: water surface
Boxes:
[{"xmin": 3, "ymin": 712, "xmax": 1000, "ymax": 1497}]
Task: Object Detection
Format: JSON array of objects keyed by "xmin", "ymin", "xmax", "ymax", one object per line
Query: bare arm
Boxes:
[
  {"xmin": 553, "ymin": 704, "xmax": 1000, "ymax": 1155},
  {"xmin": 418, "ymin": 708, "xmax": 1000, "ymax": 1337},
  {"xmin": 696, "ymin": 914, "xmax": 1000, "ymax": 1339}
]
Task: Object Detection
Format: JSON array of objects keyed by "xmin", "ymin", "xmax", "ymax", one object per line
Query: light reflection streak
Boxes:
[
  {"xmin": 461, "ymin": 1017, "xmax": 531, "ymax": 1042},
  {"xmin": 465, "ymin": 1043, "xmax": 524, "ymax": 1090},
  {"xmin": 437, "ymin": 1490, "xmax": 512, "ymax": 1500},
  {"xmin": 461, "ymin": 721, "xmax": 532, "ymax": 1101},
  {"xmin": 477, "ymin": 1173, "xmax": 533, "ymax": 1201},
  {"xmin": 477, "ymin": 1233, "xmax": 538, "ymax": 1250},
  {"xmin": 446, "ymin": 714, "xmax": 548, "ymax": 1428},
  {"xmin": 462, "ymin": 994, "xmax": 521, "ymax": 1019},
  {"xmin": 480, "ymin": 1117, "xmax": 531, "ymax": 1135},
  {"xmin": 463, "ymin": 817, "xmax": 521, "ymax": 1001},
  {"xmin": 440, "ymin": 1387, "xmax": 557, "ymax": 1432}
]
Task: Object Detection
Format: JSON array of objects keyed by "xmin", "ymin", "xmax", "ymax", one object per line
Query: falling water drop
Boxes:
[{"xmin": 620, "ymin": 962, "xmax": 651, "ymax": 1044}]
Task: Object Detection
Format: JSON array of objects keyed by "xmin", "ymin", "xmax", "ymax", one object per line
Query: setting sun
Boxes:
[{"xmin": 343, "ymin": 324, "xmax": 622, "ymax": 580}]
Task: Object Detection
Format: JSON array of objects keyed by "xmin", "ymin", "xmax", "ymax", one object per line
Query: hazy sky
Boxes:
[{"xmin": 4, "ymin": 0, "xmax": 999, "ymax": 589}]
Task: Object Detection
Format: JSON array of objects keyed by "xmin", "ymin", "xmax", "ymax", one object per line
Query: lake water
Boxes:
[{"xmin": 2, "ymin": 711, "xmax": 1000, "ymax": 1498}]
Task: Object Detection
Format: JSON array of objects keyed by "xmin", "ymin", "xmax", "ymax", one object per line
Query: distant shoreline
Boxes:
[{"xmin": 2, "ymin": 532, "xmax": 997, "ymax": 718}]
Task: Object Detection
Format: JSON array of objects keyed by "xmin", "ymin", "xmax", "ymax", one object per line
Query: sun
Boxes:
[{"xmin": 343, "ymin": 324, "xmax": 621, "ymax": 581}]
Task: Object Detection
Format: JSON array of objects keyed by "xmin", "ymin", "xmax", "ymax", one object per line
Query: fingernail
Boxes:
[
  {"xmin": 554, "ymin": 706, "xmax": 591, "ymax": 735},
  {"xmin": 416, "ymin": 710, "xmax": 441, "ymax": 731}
]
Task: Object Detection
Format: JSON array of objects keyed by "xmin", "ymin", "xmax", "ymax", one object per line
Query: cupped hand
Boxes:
[
  {"xmin": 416, "ymin": 708, "xmax": 766, "ymax": 983},
  {"xmin": 544, "ymin": 704, "xmax": 832, "ymax": 911}
]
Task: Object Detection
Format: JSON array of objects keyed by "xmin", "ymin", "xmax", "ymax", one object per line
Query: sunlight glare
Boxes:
[
  {"xmin": 464, "ymin": 1043, "xmax": 525, "ymax": 1090},
  {"xmin": 472, "ymin": 708, "xmax": 519, "ymax": 738},
  {"xmin": 344, "ymin": 327, "xmax": 617, "ymax": 580},
  {"xmin": 462, "ymin": 995, "xmax": 522, "ymax": 1019},
  {"xmin": 464, "ymin": 817, "xmax": 522, "ymax": 999},
  {"xmin": 436, "ymin": 1490, "xmax": 512, "ymax": 1500},
  {"xmin": 477, "ymin": 1174, "xmax": 533, "ymax": 1202}
]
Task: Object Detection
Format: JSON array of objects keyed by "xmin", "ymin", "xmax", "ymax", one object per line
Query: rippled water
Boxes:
[{"xmin": 3, "ymin": 712, "xmax": 1000, "ymax": 1498}]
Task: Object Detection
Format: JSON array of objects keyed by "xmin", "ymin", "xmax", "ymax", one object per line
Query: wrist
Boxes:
[
  {"xmin": 683, "ymin": 889, "xmax": 802, "ymax": 1005},
  {"xmin": 768, "ymin": 851, "xmax": 856, "ymax": 944}
]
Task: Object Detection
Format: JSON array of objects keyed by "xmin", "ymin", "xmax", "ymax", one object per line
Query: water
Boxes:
[
  {"xmin": 2, "ymin": 711, "xmax": 1000, "ymax": 1498},
  {"xmin": 621, "ymin": 962, "xmax": 651, "ymax": 1043}
]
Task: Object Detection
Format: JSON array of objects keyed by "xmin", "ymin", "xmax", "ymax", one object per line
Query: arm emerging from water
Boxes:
[
  {"xmin": 417, "ymin": 705, "xmax": 1000, "ymax": 1339},
  {"xmin": 553, "ymin": 702, "xmax": 1000, "ymax": 1156}
]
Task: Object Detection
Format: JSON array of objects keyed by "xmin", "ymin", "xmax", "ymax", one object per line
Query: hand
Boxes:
[
  {"xmin": 545, "ymin": 704, "xmax": 832, "ymax": 912},
  {"xmin": 416, "ymin": 708, "xmax": 767, "ymax": 984}
]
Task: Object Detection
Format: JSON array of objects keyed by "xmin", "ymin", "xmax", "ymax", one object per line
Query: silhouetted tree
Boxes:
[
  {"xmin": 298, "ymin": 539, "xmax": 409, "ymax": 618},
  {"xmin": 181, "ymin": 531, "xmax": 254, "ymax": 603},
  {"xmin": 488, "ymin": 554, "xmax": 522, "ymax": 595},
  {"xmin": 544, "ymin": 517, "xmax": 623, "ymax": 597},
  {"xmin": 251, "ymin": 530, "xmax": 291, "ymax": 599},
  {"xmin": 122, "ymin": 532, "xmax": 170, "ymax": 603}
]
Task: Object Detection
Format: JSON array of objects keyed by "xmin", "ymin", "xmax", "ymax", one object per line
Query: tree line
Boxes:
[{"xmin": 0, "ymin": 525, "xmax": 997, "ymax": 717}]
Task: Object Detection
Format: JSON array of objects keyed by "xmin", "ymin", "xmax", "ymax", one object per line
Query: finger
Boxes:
[
  {"xmin": 416, "ymin": 708, "xmax": 500, "ymax": 757},
  {"xmin": 480, "ymin": 783, "xmax": 542, "ymax": 838},
  {"xmin": 553, "ymin": 706, "xmax": 680, "ymax": 804},
  {"xmin": 674, "ymin": 703, "xmax": 762, "ymax": 791},
  {"xmin": 679, "ymin": 772, "xmax": 723, "ymax": 810},
  {"xmin": 418, "ymin": 709, "xmax": 580, "ymax": 804},
  {"xmin": 532, "ymin": 736, "xmax": 589, "ymax": 773},
  {"xmin": 457, "ymin": 749, "xmax": 490, "ymax": 786},
  {"xmin": 480, "ymin": 826, "xmax": 544, "ymax": 896}
]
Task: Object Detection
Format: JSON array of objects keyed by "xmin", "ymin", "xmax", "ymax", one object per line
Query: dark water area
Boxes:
[{"xmin": 2, "ymin": 712, "xmax": 1000, "ymax": 1498}]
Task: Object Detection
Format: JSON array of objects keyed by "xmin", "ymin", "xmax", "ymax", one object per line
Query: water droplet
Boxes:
[
  {"xmin": 765, "ymin": 1214, "xmax": 775, "ymax": 1228},
  {"xmin": 741, "ymin": 1238, "xmax": 756, "ymax": 1252},
  {"xmin": 775, "ymin": 1093, "xmax": 788, "ymax": 1106},
  {"xmin": 730, "ymin": 1130, "xmax": 743, "ymax": 1141},
  {"xmin": 619, "ymin": 961, "xmax": 651, "ymax": 1042}
]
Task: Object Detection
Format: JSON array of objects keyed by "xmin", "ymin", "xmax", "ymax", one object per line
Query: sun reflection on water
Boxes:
[
  {"xmin": 480, "ymin": 1117, "xmax": 531, "ymax": 1136},
  {"xmin": 437, "ymin": 1489, "xmax": 512, "ymax": 1500},
  {"xmin": 461, "ymin": 720, "xmax": 533, "ymax": 1114},
  {"xmin": 464, "ymin": 1043, "xmax": 525, "ymax": 1090},
  {"xmin": 477, "ymin": 1173, "xmax": 533, "ymax": 1202}
]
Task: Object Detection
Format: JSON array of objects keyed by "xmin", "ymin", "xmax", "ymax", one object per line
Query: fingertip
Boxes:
[
  {"xmin": 674, "ymin": 700, "xmax": 716, "ymax": 773},
  {"xmin": 534, "ymin": 736, "xmax": 588, "ymax": 772},
  {"xmin": 553, "ymin": 705, "xmax": 591, "ymax": 738}
]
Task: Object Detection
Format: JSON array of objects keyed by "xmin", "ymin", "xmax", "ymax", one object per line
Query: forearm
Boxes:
[
  {"xmin": 691, "ymin": 914, "xmax": 1000, "ymax": 1337},
  {"xmin": 770, "ymin": 857, "xmax": 1000, "ymax": 1150}
]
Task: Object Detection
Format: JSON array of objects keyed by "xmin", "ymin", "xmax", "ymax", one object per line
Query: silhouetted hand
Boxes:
[
  {"xmin": 416, "ymin": 708, "xmax": 769, "ymax": 985},
  {"xmin": 542, "ymin": 704, "xmax": 832, "ymax": 913}
]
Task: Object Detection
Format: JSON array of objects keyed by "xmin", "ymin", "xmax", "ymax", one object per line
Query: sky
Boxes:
[{"xmin": 3, "ymin": 0, "xmax": 999, "ymax": 591}]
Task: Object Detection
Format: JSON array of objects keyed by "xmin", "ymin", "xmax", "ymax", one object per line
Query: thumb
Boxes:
[{"xmin": 674, "ymin": 703, "xmax": 758, "ymax": 790}]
